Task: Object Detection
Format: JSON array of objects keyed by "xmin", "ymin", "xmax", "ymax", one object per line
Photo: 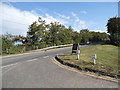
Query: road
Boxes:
[{"xmin": 2, "ymin": 45, "xmax": 118, "ymax": 88}]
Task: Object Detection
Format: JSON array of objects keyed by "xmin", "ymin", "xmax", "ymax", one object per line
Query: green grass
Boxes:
[{"xmin": 61, "ymin": 45, "xmax": 119, "ymax": 75}]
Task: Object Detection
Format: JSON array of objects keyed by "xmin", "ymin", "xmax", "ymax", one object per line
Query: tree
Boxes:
[
  {"xmin": 72, "ymin": 31, "xmax": 82, "ymax": 44},
  {"xmin": 106, "ymin": 17, "xmax": 120, "ymax": 46},
  {"xmin": 80, "ymin": 29, "xmax": 90, "ymax": 44},
  {"xmin": 58, "ymin": 27, "xmax": 73, "ymax": 44},
  {"xmin": 2, "ymin": 33, "xmax": 15, "ymax": 54},
  {"xmin": 27, "ymin": 21, "xmax": 38, "ymax": 48},
  {"xmin": 48, "ymin": 22, "xmax": 62, "ymax": 46},
  {"xmin": 27, "ymin": 17, "xmax": 47, "ymax": 49}
]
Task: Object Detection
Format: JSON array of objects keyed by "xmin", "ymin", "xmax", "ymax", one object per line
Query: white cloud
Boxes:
[
  {"xmin": 44, "ymin": 13, "xmax": 68, "ymax": 24},
  {"xmin": 73, "ymin": 20, "xmax": 87, "ymax": 31},
  {"xmin": 80, "ymin": 11, "xmax": 87, "ymax": 14},
  {"xmin": 54, "ymin": 12, "xmax": 70, "ymax": 19},
  {"xmin": 1, "ymin": 4, "xmax": 68, "ymax": 36},
  {"xmin": 37, "ymin": 8, "xmax": 48, "ymax": 14},
  {"xmin": 75, "ymin": 18, "xmax": 80, "ymax": 22},
  {"xmin": 1, "ymin": 4, "xmax": 100, "ymax": 36},
  {"xmin": 71, "ymin": 12, "xmax": 77, "ymax": 17},
  {"xmin": 71, "ymin": 12, "xmax": 87, "ymax": 31},
  {"xmin": 91, "ymin": 30, "xmax": 107, "ymax": 33},
  {"xmin": 45, "ymin": 13, "xmax": 59, "ymax": 23},
  {"xmin": 1, "ymin": 4, "xmax": 39, "ymax": 36}
]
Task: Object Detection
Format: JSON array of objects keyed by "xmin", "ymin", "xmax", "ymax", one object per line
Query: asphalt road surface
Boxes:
[{"xmin": 2, "ymin": 45, "xmax": 118, "ymax": 88}]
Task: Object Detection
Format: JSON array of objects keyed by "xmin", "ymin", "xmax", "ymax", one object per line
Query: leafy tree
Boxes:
[
  {"xmin": 106, "ymin": 17, "xmax": 120, "ymax": 46},
  {"xmin": 48, "ymin": 22, "xmax": 62, "ymax": 46},
  {"xmin": 13, "ymin": 35, "xmax": 31, "ymax": 51},
  {"xmin": 14, "ymin": 35, "xmax": 30, "ymax": 45},
  {"xmin": 89, "ymin": 32, "xmax": 109, "ymax": 43},
  {"xmin": 27, "ymin": 17, "xmax": 47, "ymax": 49},
  {"xmin": 80, "ymin": 29, "xmax": 90, "ymax": 44},
  {"xmin": 1, "ymin": 16, "xmax": 111, "ymax": 55},
  {"xmin": 2, "ymin": 33, "xmax": 15, "ymax": 54},
  {"xmin": 72, "ymin": 31, "xmax": 82, "ymax": 44},
  {"xmin": 58, "ymin": 27, "xmax": 73, "ymax": 44}
]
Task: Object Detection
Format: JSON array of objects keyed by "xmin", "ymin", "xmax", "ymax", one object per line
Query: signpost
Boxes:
[
  {"xmin": 92, "ymin": 54, "xmax": 97, "ymax": 65},
  {"xmin": 72, "ymin": 43, "xmax": 80, "ymax": 60}
]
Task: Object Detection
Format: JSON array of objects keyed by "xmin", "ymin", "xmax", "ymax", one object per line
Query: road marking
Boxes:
[
  {"xmin": 2, "ymin": 65, "xmax": 17, "ymax": 75},
  {"xmin": 2, "ymin": 58, "xmax": 39, "ymax": 68},
  {"xmin": 2, "ymin": 63, "xmax": 18, "ymax": 68},
  {"xmin": 25, "ymin": 59, "xmax": 38, "ymax": 62},
  {"xmin": 2, "ymin": 58, "xmax": 39, "ymax": 74},
  {"xmin": 43, "ymin": 56, "xmax": 50, "ymax": 58}
]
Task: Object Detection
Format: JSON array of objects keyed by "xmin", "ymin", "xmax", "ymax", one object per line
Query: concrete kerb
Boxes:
[
  {"xmin": 52, "ymin": 55, "xmax": 118, "ymax": 83},
  {"xmin": 1, "ymin": 44, "xmax": 72, "ymax": 58}
]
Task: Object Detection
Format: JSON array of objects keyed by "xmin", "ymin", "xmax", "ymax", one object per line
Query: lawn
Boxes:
[{"xmin": 61, "ymin": 45, "xmax": 119, "ymax": 77}]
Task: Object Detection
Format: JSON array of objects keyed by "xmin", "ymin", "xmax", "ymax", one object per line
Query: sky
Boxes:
[{"xmin": 1, "ymin": 2, "xmax": 118, "ymax": 36}]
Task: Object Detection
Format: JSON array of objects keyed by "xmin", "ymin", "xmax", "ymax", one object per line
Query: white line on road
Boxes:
[
  {"xmin": 2, "ymin": 63, "xmax": 18, "ymax": 68},
  {"xmin": 25, "ymin": 59, "xmax": 38, "ymax": 62},
  {"xmin": 43, "ymin": 56, "xmax": 50, "ymax": 58},
  {"xmin": 2, "ymin": 58, "xmax": 39, "ymax": 68},
  {"xmin": 2, "ymin": 64, "xmax": 17, "ymax": 75}
]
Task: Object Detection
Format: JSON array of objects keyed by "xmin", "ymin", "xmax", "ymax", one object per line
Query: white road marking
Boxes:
[
  {"xmin": 2, "ymin": 65, "xmax": 17, "ymax": 75},
  {"xmin": 25, "ymin": 59, "xmax": 38, "ymax": 62},
  {"xmin": 2, "ymin": 63, "xmax": 18, "ymax": 68},
  {"xmin": 2, "ymin": 58, "xmax": 39, "ymax": 68},
  {"xmin": 43, "ymin": 56, "xmax": 50, "ymax": 58},
  {"xmin": 2, "ymin": 58, "xmax": 39, "ymax": 74}
]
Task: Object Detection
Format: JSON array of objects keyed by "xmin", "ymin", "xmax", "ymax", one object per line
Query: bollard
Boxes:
[
  {"xmin": 93, "ymin": 59, "xmax": 96, "ymax": 65},
  {"xmin": 77, "ymin": 53, "xmax": 79, "ymax": 60},
  {"xmin": 77, "ymin": 49, "xmax": 80, "ymax": 60},
  {"xmin": 92, "ymin": 54, "xmax": 97, "ymax": 65}
]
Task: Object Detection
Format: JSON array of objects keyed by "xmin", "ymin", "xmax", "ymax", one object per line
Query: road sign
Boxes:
[{"xmin": 72, "ymin": 43, "xmax": 80, "ymax": 54}]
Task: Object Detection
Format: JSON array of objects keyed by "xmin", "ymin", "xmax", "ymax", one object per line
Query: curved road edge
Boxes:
[{"xmin": 52, "ymin": 57, "xmax": 118, "ymax": 83}]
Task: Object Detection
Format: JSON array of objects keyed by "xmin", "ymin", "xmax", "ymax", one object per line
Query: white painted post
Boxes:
[
  {"xmin": 77, "ymin": 52, "xmax": 79, "ymax": 60},
  {"xmin": 93, "ymin": 59, "xmax": 96, "ymax": 65},
  {"xmin": 77, "ymin": 48, "xmax": 80, "ymax": 60},
  {"xmin": 75, "ymin": 43, "xmax": 80, "ymax": 60},
  {"xmin": 92, "ymin": 54, "xmax": 96, "ymax": 65}
]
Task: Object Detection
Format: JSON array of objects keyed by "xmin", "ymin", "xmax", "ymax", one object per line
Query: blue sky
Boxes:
[{"xmin": 1, "ymin": 2, "xmax": 118, "ymax": 36}]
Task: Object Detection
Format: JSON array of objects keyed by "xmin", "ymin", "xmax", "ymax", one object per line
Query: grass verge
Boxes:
[{"xmin": 60, "ymin": 45, "xmax": 119, "ymax": 78}]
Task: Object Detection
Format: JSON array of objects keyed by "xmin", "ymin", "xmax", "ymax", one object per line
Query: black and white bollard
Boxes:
[
  {"xmin": 77, "ymin": 49, "xmax": 80, "ymax": 60},
  {"xmin": 92, "ymin": 54, "xmax": 97, "ymax": 65}
]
